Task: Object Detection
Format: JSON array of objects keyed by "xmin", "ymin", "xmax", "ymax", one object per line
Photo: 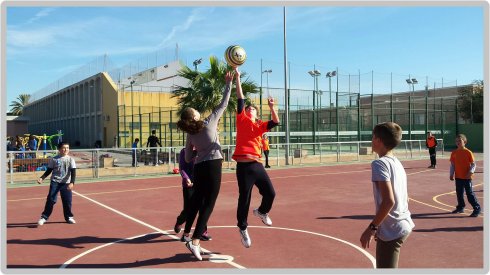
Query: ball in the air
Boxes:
[{"xmin": 224, "ymin": 45, "xmax": 247, "ymax": 67}]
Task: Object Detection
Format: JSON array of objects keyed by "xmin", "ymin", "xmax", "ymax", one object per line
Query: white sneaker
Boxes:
[
  {"xmin": 67, "ymin": 217, "xmax": 76, "ymax": 224},
  {"xmin": 239, "ymin": 229, "xmax": 251, "ymax": 248},
  {"xmin": 37, "ymin": 218, "xmax": 46, "ymax": 226},
  {"xmin": 185, "ymin": 241, "xmax": 202, "ymax": 261},
  {"xmin": 253, "ymin": 208, "xmax": 272, "ymax": 226}
]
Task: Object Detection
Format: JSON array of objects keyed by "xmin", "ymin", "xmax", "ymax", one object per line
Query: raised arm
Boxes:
[
  {"xmin": 268, "ymin": 97, "xmax": 280, "ymax": 124},
  {"xmin": 206, "ymin": 70, "xmax": 234, "ymax": 126},
  {"xmin": 235, "ymin": 67, "xmax": 243, "ymax": 99}
]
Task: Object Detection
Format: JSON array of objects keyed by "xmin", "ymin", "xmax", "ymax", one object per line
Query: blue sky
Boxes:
[{"xmin": 4, "ymin": 4, "xmax": 485, "ymax": 108}]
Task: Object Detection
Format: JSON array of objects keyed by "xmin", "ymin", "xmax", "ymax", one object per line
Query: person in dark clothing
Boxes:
[
  {"xmin": 176, "ymin": 69, "xmax": 233, "ymax": 261},
  {"xmin": 132, "ymin": 138, "xmax": 139, "ymax": 167},
  {"xmin": 174, "ymin": 148, "xmax": 212, "ymax": 242},
  {"xmin": 146, "ymin": 130, "xmax": 162, "ymax": 166}
]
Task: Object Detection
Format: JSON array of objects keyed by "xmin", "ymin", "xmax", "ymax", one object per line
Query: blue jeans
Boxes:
[
  {"xmin": 455, "ymin": 178, "xmax": 481, "ymax": 211},
  {"xmin": 41, "ymin": 181, "xmax": 74, "ymax": 221}
]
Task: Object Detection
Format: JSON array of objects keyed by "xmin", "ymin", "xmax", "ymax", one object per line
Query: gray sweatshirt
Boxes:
[{"xmin": 184, "ymin": 82, "xmax": 231, "ymax": 164}]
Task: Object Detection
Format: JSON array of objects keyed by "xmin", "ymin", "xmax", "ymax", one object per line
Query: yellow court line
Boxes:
[
  {"xmin": 408, "ymin": 197, "xmax": 451, "ymax": 212},
  {"xmin": 433, "ymin": 182, "xmax": 484, "ymax": 210},
  {"xmin": 9, "ymin": 169, "xmax": 373, "ymax": 202},
  {"xmin": 5, "ymin": 167, "xmax": 453, "ymax": 203}
]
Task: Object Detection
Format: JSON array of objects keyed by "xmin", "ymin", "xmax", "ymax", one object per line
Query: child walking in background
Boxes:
[
  {"xmin": 174, "ymin": 147, "xmax": 212, "ymax": 242},
  {"xmin": 36, "ymin": 142, "xmax": 77, "ymax": 226},
  {"xmin": 426, "ymin": 131, "xmax": 438, "ymax": 168},
  {"xmin": 360, "ymin": 122, "xmax": 414, "ymax": 268},
  {"xmin": 449, "ymin": 134, "xmax": 481, "ymax": 217},
  {"xmin": 232, "ymin": 69, "xmax": 280, "ymax": 248},
  {"xmin": 262, "ymin": 134, "xmax": 271, "ymax": 168}
]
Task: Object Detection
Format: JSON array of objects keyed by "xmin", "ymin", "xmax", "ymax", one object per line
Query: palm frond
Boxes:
[
  {"xmin": 9, "ymin": 94, "xmax": 31, "ymax": 115},
  {"xmin": 172, "ymin": 55, "xmax": 260, "ymax": 116}
]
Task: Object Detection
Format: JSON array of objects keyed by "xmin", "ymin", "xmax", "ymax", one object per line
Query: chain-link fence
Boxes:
[{"xmin": 6, "ymin": 139, "xmax": 443, "ymax": 184}]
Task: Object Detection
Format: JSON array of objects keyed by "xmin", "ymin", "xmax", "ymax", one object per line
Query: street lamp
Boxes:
[
  {"xmin": 193, "ymin": 58, "xmax": 202, "ymax": 71},
  {"xmin": 129, "ymin": 79, "xmax": 136, "ymax": 142},
  {"xmin": 261, "ymin": 69, "xmax": 272, "ymax": 116},
  {"xmin": 405, "ymin": 77, "xmax": 418, "ymax": 141},
  {"xmin": 308, "ymin": 69, "xmax": 321, "ymax": 150},
  {"xmin": 326, "ymin": 71, "xmax": 337, "ymax": 107},
  {"xmin": 406, "ymin": 77, "xmax": 418, "ymax": 93}
]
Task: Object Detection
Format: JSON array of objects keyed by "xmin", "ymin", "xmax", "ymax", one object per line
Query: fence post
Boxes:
[
  {"xmin": 276, "ymin": 144, "xmax": 280, "ymax": 166},
  {"xmin": 336, "ymin": 143, "xmax": 340, "ymax": 162},
  {"xmin": 357, "ymin": 142, "xmax": 360, "ymax": 161},
  {"xmin": 9, "ymin": 152, "xmax": 14, "ymax": 185},
  {"xmin": 319, "ymin": 142, "xmax": 323, "ymax": 164},
  {"xmin": 167, "ymin": 147, "xmax": 171, "ymax": 174},
  {"xmin": 419, "ymin": 140, "xmax": 422, "ymax": 158},
  {"xmin": 95, "ymin": 149, "xmax": 99, "ymax": 178}
]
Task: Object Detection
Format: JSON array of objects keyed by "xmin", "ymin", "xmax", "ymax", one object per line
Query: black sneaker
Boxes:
[
  {"xmin": 180, "ymin": 234, "xmax": 191, "ymax": 242},
  {"xmin": 451, "ymin": 208, "xmax": 465, "ymax": 214},
  {"xmin": 174, "ymin": 222, "xmax": 183, "ymax": 234},
  {"xmin": 200, "ymin": 231, "xmax": 212, "ymax": 241},
  {"xmin": 469, "ymin": 211, "xmax": 480, "ymax": 217}
]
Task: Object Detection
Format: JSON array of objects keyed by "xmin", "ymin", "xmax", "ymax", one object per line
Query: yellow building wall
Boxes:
[
  {"xmin": 101, "ymin": 72, "xmax": 120, "ymax": 147},
  {"xmin": 102, "ymin": 79, "xmax": 270, "ymax": 148}
]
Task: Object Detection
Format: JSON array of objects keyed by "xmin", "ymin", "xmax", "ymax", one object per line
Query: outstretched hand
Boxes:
[
  {"xmin": 267, "ymin": 97, "xmax": 275, "ymax": 108},
  {"xmin": 234, "ymin": 67, "xmax": 241, "ymax": 79},
  {"xmin": 225, "ymin": 71, "xmax": 234, "ymax": 82}
]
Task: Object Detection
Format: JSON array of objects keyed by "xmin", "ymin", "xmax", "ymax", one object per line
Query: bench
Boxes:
[
  {"xmin": 294, "ymin": 149, "xmax": 308, "ymax": 158},
  {"xmin": 359, "ymin": 147, "xmax": 373, "ymax": 155}
]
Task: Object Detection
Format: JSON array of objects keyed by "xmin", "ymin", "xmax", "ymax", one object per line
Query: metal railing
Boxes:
[{"xmin": 6, "ymin": 139, "xmax": 443, "ymax": 184}]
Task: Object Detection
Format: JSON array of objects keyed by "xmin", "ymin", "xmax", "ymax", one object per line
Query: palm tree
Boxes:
[
  {"xmin": 172, "ymin": 55, "xmax": 259, "ymax": 115},
  {"xmin": 9, "ymin": 94, "xmax": 31, "ymax": 115}
]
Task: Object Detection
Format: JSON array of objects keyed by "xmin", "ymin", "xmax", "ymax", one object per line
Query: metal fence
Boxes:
[{"xmin": 6, "ymin": 139, "xmax": 443, "ymax": 184}]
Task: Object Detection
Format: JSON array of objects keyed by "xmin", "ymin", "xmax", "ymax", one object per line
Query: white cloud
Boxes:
[
  {"xmin": 156, "ymin": 7, "xmax": 213, "ymax": 48},
  {"xmin": 156, "ymin": 7, "xmax": 282, "ymax": 52},
  {"xmin": 26, "ymin": 7, "xmax": 57, "ymax": 24}
]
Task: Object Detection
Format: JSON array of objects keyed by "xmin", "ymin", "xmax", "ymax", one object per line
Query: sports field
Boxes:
[{"xmin": 5, "ymin": 157, "xmax": 485, "ymax": 270}]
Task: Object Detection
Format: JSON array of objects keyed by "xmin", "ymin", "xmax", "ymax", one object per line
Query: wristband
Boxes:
[{"xmin": 369, "ymin": 223, "xmax": 378, "ymax": 231}]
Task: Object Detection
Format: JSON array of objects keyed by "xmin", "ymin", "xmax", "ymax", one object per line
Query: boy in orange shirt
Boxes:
[
  {"xmin": 425, "ymin": 131, "xmax": 438, "ymax": 168},
  {"xmin": 449, "ymin": 134, "xmax": 480, "ymax": 217},
  {"xmin": 232, "ymin": 69, "xmax": 279, "ymax": 248}
]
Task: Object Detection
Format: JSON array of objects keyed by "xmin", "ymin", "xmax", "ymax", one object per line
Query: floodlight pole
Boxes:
[
  {"xmin": 130, "ymin": 79, "xmax": 136, "ymax": 142},
  {"xmin": 283, "ymin": 6, "xmax": 290, "ymax": 165}
]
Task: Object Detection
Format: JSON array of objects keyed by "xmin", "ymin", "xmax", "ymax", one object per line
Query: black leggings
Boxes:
[
  {"xmin": 428, "ymin": 147, "xmax": 436, "ymax": 166},
  {"xmin": 236, "ymin": 161, "xmax": 276, "ymax": 230},
  {"xmin": 184, "ymin": 159, "xmax": 222, "ymax": 239}
]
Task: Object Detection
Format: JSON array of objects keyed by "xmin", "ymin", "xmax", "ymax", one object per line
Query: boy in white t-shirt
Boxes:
[
  {"xmin": 360, "ymin": 122, "xmax": 415, "ymax": 268},
  {"xmin": 36, "ymin": 142, "xmax": 77, "ymax": 226}
]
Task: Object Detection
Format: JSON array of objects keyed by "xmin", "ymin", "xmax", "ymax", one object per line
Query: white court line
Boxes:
[
  {"xmin": 61, "ymin": 226, "xmax": 376, "ymax": 269},
  {"xmin": 64, "ymin": 191, "xmax": 376, "ymax": 269},
  {"xmin": 209, "ymin": 225, "xmax": 376, "ymax": 268},
  {"xmin": 60, "ymin": 232, "xmax": 154, "ymax": 268},
  {"xmin": 66, "ymin": 191, "xmax": 245, "ymax": 269}
]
